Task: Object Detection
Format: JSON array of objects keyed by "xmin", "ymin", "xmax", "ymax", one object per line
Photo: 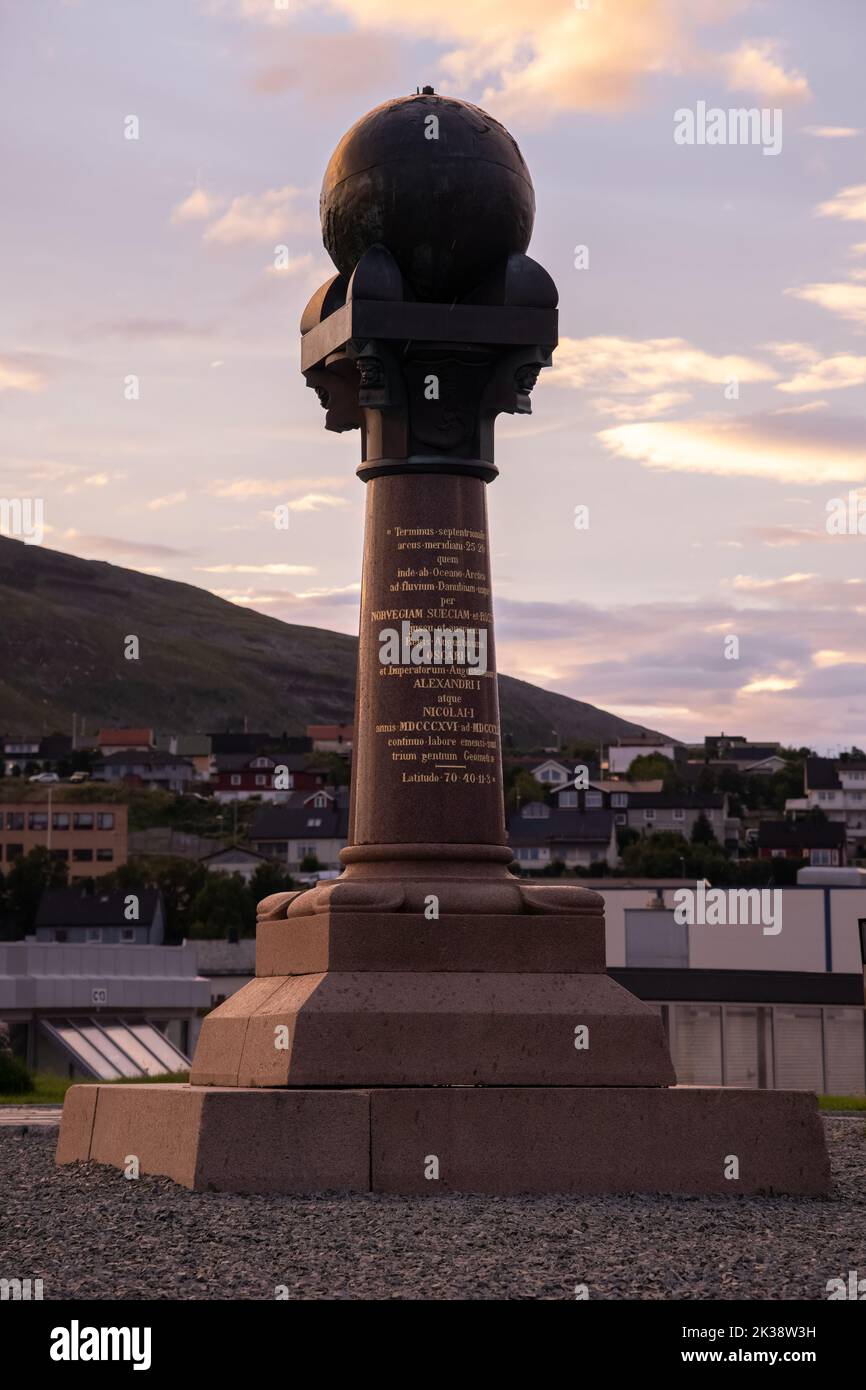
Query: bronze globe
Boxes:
[{"xmin": 320, "ymin": 90, "xmax": 536, "ymax": 303}]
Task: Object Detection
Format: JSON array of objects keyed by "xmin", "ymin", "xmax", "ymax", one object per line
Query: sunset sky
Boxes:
[{"xmin": 3, "ymin": 0, "xmax": 865, "ymax": 750}]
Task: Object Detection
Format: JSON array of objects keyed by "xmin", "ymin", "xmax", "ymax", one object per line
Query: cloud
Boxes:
[
  {"xmin": 170, "ymin": 188, "xmax": 227, "ymax": 223},
  {"xmin": 816, "ymin": 184, "xmax": 866, "ymax": 222},
  {"xmin": 776, "ymin": 352, "xmax": 866, "ymax": 391},
  {"xmin": 722, "ymin": 40, "xmax": 810, "ymax": 104},
  {"xmin": 591, "ymin": 391, "xmax": 692, "ymax": 421},
  {"xmin": 548, "ymin": 336, "xmax": 777, "ymax": 397},
  {"xmin": 599, "ymin": 414, "xmax": 866, "ymax": 484},
  {"xmin": 202, "ymin": 186, "xmax": 311, "ymax": 245},
  {"xmin": 0, "ymin": 356, "xmax": 47, "ymax": 392},
  {"xmin": 248, "ymin": 31, "xmax": 401, "ymax": 99},
  {"xmin": 803, "ymin": 126, "xmax": 860, "ymax": 139},
  {"xmin": 738, "ymin": 674, "xmax": 800, "ymax": 694},
  {"xmin": 784, "ymin": 282, "xmax": 866, "ymax": 329},
  {"xmin": 196, "ymin": 563, "xmax": 318, "ymax": 574},
  {"xmin": 56, "ymin": 532, "xmax": 190, "ymax": 560},
  {"xmin": 221, "ymin": 1, "xmax": 811, "ymax": 121},
  {"xmin": 147, "ymin": 491, "xmax": 188, "ymax": 511},
  {"xmin": 746, "ymin": 524, "xmax": 835, "ymax": 548},
  {"xmin": 209, "ymin": 475, "xmax": 347, "ymax": 498}
]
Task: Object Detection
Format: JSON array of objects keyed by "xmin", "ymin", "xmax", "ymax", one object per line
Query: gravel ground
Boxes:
[{"xmin": 1, "ymin": 1118, "xmax": 863, "ymax": 1301}]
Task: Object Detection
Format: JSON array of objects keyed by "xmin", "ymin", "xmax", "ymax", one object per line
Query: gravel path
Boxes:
[{"xmin": 1, "ymin": 1118, "xmax": 863, "ymax": 1300}]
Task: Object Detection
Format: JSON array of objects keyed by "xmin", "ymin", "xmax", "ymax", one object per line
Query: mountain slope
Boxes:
[{"xmin": 0, "ymin": 538, "xmax": 668, "ymax": 748}]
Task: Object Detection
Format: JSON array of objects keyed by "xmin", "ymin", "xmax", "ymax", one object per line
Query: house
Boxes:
[
  {"xmin": 507, "ymin": 803, "xmax": 618, "ymax": 870},
  {"xmin": 251, "ymin": 795, "xmax": 349, "ymax": 870},
  {"xmin": 2, "ymin": 734, "xmax": 73, "ymax": 777},
  {"xmin": 154, "ymin": 734, "xmax": 212, "ymax": 780},
  {"xmin": 554, "ymin": 783, "xmax": 735, "ymax": 847},
  {"xmin": 307, "ymin": 723, "xmax": 353, "ymax": 754},
  {"xmin": 198, "ymin": 845, "xmax": 268, "ymax": 883},
  {"xmin": 34, "ymin": 887, "xmax": 165, "ymax": 944},
  {"xmin": 608, "ymin": 736, "xmax": 678, "ymax": 775},
  {"xmin": 96, "ymin": 728, "xmax": 155, "ymax": 757},
  {"xmin": 556, "ymin": 778, "xmax": 663, "ymax": 808},
  {"xmin": 95, "ymin": 749, "xmax": 196, "ymax": 794},
  {"xmin": 211, "ymin": 753, "xmax": 327, "ymax": 803},
  {"xmin": 527, "ymin": 757, "xmax": 572, "ymax": 788},
  {"xmin": 0, "ymin": 801, "xmax": 127, "ymax": 879},
  {"xmin": 785, "ymin": 758, "xmax": 866, "ymax": 856},
  {"xmin": 757, "ymin": 820, "xmax": 847, "ymax": 867}
]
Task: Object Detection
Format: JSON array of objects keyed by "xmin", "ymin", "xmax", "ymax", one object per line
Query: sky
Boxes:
[{"xmin": 2, "ymin": 0, "xmax": 865, "ymax": 751}]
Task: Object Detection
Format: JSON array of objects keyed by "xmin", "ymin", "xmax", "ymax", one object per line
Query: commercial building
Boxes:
[{"xmin": 0, "ymin": 801, "xmax": 127, "ymax": 879}]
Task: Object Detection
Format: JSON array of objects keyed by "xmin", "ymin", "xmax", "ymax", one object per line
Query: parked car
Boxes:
[
  {"xmin": 68, "ymin": 771, "xmax": 91, "ymax": 783},
  {"xmin": 28, "ymin": 771, "xmax": 59, "ymax": 783}
]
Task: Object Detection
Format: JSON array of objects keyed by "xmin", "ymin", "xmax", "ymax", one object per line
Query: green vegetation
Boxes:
[
  {"xmin": 0, "ymin": 1070, "xmax": 190, "ymax": 1105},
  {"xmin": 819, "ymin": 1094, "xmax": 866, "ymax": 1112},
  {"xmin": 0, "ymin": 846, "xmax": 298, "ymax": 941}
]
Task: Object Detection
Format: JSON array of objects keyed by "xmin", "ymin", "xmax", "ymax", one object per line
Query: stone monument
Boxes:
[{"xmin": 57, "ymin": 92, "xmax": 831, "ymax": 1195}]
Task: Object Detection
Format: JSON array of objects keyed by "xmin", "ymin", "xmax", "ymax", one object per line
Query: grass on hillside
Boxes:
[{"xmin": 0, "ymin": 1070, "xmax": 189, "ymax": 1105}]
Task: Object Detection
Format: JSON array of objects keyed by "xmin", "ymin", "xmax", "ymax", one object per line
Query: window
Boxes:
[
  {"xmin": 251, "ymin": 757, "xmax": 272, "ymax": 768},
  {"xmin": 53, "ymin": 929, "xmax": 68, "ymax": 943},
  {"xmin": 585, "ymin": 791, "xmax": 603, "ymax": 808},
  {"xmin": 611, "ymin": 793, "xmax": 628, "ymax": 808},
  {"xmin": 559, "ymin": 791, "xmax": 578, "ymax": 808},
  {"xmin": 644, "ymin": 809, "xmax": 656, "ymax": 822},
  {"xmin": 73, "ymin": 848, "xmax": 94, "ymax": 862},
  {"xmin": 96, "ymin": 848, "xmax": 114, "ymax": 862},
  {"xmin": 818, "ymin": 792, "xmax": 836, "ymax": 803},
  {"xmin": 28, "ymin": 813, "xmax": 48, "ymax": 831},
  {"xmin": 672, "ymin": 808, "xmax": 685, "ymax": 821},
  {"xmin": 299, "ymin": 845, "xmax": 318, "ymax": 858},
  {"xmin": 6, "ymin": 812, "xmax": 24, "ymax": 830},
  {"xmin": 73, "ymin": 812, "xmax": 94, "ymax": 829},
  {"xmin": 86, "ymin": 928, "xmax": 102, "ymax": 943},
  {"xmin": 522, "ymin": 803, "xmax": 550, "ymax": 819},
  {"xmin": 5, "ymin": 844, "xmax": 23, "ymax": 861},
  {"xmin": 230, "ymin": 775, "xmax": 241, "ymax": 786},
  {"xmin": 120, "ymin": 928, "xmax": 136, "ymax": 943},
  {"xmin": 53, "ymin": 812, "xmax": 70, "ymax": 830},
  {"xmin": 255, "ymin": 775, "xmax": 267, "ymax": 787},
  {"xmin": 96, "ymin": 812, "xmax": 115, "ymax": 830},
  {"xmin": 307, "ymin": 817, "xmax": 322, "ymax": 828},
  {"xmin": 810, "ymin": 848, "xmax": 838, "ymax": 866},
  {"xmin": 50, "ymin": 849, "xmax": 69, "ymax": 862},
  {"xmin": 615, "ymin": 813, "xmax": 627, "ymax": 826}
]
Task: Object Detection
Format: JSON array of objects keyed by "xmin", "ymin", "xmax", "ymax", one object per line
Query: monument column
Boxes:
[{"xmin": 58, "ymin": 90, "xmax": 830, "ymax": 1198}]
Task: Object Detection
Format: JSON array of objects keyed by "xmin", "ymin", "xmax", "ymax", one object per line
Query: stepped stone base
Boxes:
[
  {"xmin": 56, "ymin": 1082, "xmax": 831, "ymax": 1196},
  {"xmin": 188, "ymin": 968, "xmax": 675, "ymax": 1088}
]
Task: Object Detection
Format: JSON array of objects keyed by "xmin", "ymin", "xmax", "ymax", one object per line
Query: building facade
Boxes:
[{"xmin": 0, "ymin": 801, "xmax": 128, "ymax": 879}]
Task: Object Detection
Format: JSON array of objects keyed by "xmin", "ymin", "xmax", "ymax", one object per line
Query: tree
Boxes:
[
  {"xmin": 4, "ymin": 848, "xmax": 69, "ymax": 938},
  {"xmin": 300, "ymin": 853, "xmax": 322, "ymax": 873},
  {"xmin": 507, "ymin": 769, "xmax": 547, "ymax": 809},
  {"xmin": 626, "ymin": 754, "xmax": 683, "ymax": 792},
  {"xmin": 248, "ymin": 859, "xmax": 295, "ymax": 906},
  {"xmin": 691, "ymin": 811, "xmax": 716, "ymax": 845},
  {"xmin": 187, "ymin": 873, "xmax": 252, "ymax": 939}
]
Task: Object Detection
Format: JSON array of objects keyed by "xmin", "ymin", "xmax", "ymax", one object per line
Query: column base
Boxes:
[{"xmin": 57, "ymin": 1083, "xmax": 831, "ymax": 1196}]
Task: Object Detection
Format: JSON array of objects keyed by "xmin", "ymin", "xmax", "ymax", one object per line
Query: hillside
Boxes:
[{"xmin": 0, "ymin": 537, "xmax": 668, "ymax": 749}]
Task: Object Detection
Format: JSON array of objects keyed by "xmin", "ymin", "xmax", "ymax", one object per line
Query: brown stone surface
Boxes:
[
  {"xmin": 54, "ymin": 1083, "xmax": 99, "ymax": 1165},
  {"xmin": 371, "ymin": 1087, "xmax": 832, "ymax": 1196},
  {"xmin": 89, "ymin": 1083, "xmax": 204, "ymax": 1188},
  {"xmin": 191, "ymin": 970, "xmax": 674, "ymax": 1088},
  {"xmin": 57, "ymin": 1084, "xmax": 370, "ymax": 1193},
  {"xmin": 188, "ymin": 975, "xmax": 288, "ymax": 1086},
  {"xmin": 256, "ymin": 910, "xmax": 606, "ymax": 975},
  {"xmin": 57, "ymin": 1083, "xmax": 832, "ymax": 1196}
]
